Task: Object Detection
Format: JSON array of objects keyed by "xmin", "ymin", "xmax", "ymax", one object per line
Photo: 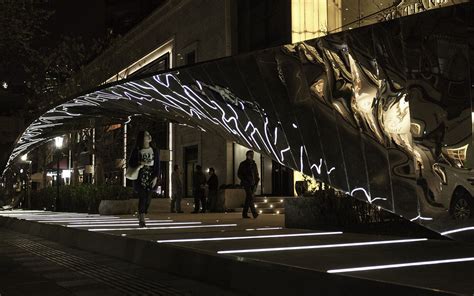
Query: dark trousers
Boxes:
[
  {"xmin": 207, "ymin": 190, "xmax": 218, "ymax": 212},
  {"xmin": 137, "ymin": 187, "xmax": 152, "ymax": 214},
  {"xmin": 171, "ymin": 193, "xmax": 182, "ymax": 212},
  {"xmin": 242, "ymin": 185, "xmax": 257, "ymax": 217},
  {"xmin": 193, "ymin": 189, "xmax": 206, "ymax": 212}
]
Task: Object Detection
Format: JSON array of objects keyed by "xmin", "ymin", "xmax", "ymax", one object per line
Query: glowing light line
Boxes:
[
  {"xmin": 441, "ymin": 227, "xmax": 474, "ymax": 236},
  {"xmin": 410, "ymin": 215, "xmax": 433, "ymax": 222},
  {"xmin": 157, "ymin": 231, "xmax": 342, "ymax": 243},
  {"xmin": 217, "ymin": 238, "xmax": 427, "ymax": 254},
  {"xmin": 327, "ymin": 257, "xmax": 474, "ymax": 273},
  {"xmin": 68, "ymin": 222, "xmax": 200, "ymax": 228},
  {"xmin": 350, "ymin": 187, "xmax": 387, "ymax": 204},
  {"xmin": 88, "ymin": 224, "xmax": 238, "ymax": 232},
  {"xmin": 280, "ymin": 147, "xmax": 291, "ymax": 161}
]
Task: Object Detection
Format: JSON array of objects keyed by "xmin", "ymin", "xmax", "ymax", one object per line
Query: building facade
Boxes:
[{"xmin": 19, "ymin": 0, "xmax": 467, "ymax": 198}]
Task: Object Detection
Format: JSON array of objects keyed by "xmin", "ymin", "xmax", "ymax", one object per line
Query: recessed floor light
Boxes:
[
  {"xmin": 327, "ymin": 257, "xmax": 474, "ymax": 273},
  {"xmin": 441, "ymin": 227, "xmax": 474, "ymax": 236},
  {"xmin": 69, "ymin": 222, "xmax": 200, "ymax": 228},
  {"xmin": 88, "ymin": 224, "xmax": 238, "ymax": 232},
  {"xmin": 218, "ymin": 238, "xmax": 427, "ymax": 254},
  {"xmin": 157, "ymin": 231, "xmax": 342, "ymax": 243}
]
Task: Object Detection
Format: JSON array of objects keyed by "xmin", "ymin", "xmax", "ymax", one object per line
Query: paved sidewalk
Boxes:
[
  {"xmin": 0, "ymin": 227, "xmax": 241, "ymax": 296},
  {"xmin": 3, "ymin": 210, "xmax": 474, "ymax": 294}
]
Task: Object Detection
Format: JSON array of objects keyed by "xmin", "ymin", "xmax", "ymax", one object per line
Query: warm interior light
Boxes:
[{"xmin": 20, "ymin": 154, "xmax": 28, "ymax": 161}]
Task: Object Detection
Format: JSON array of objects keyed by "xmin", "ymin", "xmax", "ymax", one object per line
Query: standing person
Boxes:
[
  {"xmin": 207, "ymin": 167, "xmax": 219, "ymax": 212},
  {"xmin": 128, "ymin": 131, "xmax": 160, "ymax": 227},
  {"xmin": 171, "ymin": 164, "xmax": 183, "ymax": 213},
  {"xmin": 192, "ymin": 165, "xmax": 207, "ymax": 213},
  {"xmin": 238, "ymin": 150, "xmax": 260, "ymax": 219}
]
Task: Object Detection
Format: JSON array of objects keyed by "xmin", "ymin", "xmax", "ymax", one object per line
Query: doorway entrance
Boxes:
[
  {"xmin": 272, "ymin": 160, "xmax": 294, "ymax": 196},
  {"xmin": 184, "ymin": 145, "xmax": 198, "ymax": 197}
]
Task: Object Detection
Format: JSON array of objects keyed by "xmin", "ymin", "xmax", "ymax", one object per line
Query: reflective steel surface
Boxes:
[{"xmin": 5, "ymin": 3, "xmax": 473, "ymax": 239}]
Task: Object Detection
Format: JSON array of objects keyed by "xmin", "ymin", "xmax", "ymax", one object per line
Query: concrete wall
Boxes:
[{"xmin": 60, "ymin": 0, "xmax": 234, "ymax": 100}]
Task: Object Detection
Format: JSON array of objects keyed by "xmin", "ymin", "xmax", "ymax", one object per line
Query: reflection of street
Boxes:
[{"xmin": 408, "ymin": 35, "xmax": 473, "ymax": 227}]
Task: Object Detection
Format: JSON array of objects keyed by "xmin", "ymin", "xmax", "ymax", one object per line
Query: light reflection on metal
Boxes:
[{"xmin": 4, "ymin": 2, "xmax": 474, "ymax": 239}]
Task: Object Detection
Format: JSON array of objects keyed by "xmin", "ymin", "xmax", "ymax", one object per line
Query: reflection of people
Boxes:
[
  {"xmin": 207, "ymin": 167, "xmax": 219, "ymax": 212},
  {"xmin": 192, "ymin": 165, "xmax": 207, "ymax": 213},
  {"xmin": 128, "ymin": 131, "xmax": 160, "ymax": 227},
  {"xmin": 171, "ymin": 164, "xmax": 183, "ymax": 213},
  {"xmin": 238, "ymin": 150, "xmax": 260, "ymax": 219}
]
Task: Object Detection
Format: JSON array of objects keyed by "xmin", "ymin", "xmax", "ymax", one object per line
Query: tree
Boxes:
[{"xmin": 0, "ymin": 1, "xmax": 52, "ymax": 82}]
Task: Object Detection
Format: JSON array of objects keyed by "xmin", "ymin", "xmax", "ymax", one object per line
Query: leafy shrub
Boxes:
[
  {"xmin": 30, "ymin": 185, "xmax": 134, "ymax": 213},
  {"xmin": 302, "ymin": 187, "xmax": 398, "ymax": 226}
]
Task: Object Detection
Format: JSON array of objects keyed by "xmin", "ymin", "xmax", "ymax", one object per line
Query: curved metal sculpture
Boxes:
[{"xmin": 5, "ymin": 3, "xmax": 474, "ymax": 239}]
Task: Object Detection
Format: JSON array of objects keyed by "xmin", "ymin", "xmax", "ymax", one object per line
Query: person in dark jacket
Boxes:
[
  {"xmin": 192, "ymin": 165, "xmax": 207, "ymax": 213},
  {"xmin": 171, "ymin": 164, "xmax": 183, "ymax": 213},
  {"xmin": 128, "ymin": 130, "xmax": 160, "ymax": 227},
  {"xmin": 237, "ymin": 150, "xmax": 260, "ymax": 219},
  {"xmin": 207, "ymin": 167, "xmax": 219, "ymax": 212}
]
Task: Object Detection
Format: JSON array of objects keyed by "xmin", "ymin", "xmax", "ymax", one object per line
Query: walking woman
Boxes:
[{"xmin": 128, "ymin": 130, "xmax": 160, "ymax": 227}]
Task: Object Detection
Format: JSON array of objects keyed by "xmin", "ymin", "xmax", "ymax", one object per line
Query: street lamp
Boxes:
[
  {"xmin": 20, "ymin": 154, "xmax": 32, "ymax": 209},
  {"xmin": 55, "ymin": 136, "xmax": 64, "ymax": 149},
  {"xmin": 54, "ymin": 136, "xmax": 63, "ymax": 211}
]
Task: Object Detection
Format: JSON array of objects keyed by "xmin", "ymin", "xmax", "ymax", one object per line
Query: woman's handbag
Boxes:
[{"xmin": 125, "ymin": 166, "xmax": 140, "ymax": 180}]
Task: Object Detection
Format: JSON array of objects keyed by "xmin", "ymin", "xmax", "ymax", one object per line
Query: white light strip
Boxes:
[
  {"xmin": 88, "ymin": 223, "xmax": 238, "ymax": 232},
  {"xmin": 32, "ymin": 217, "xmax": 121, "ymax": 221},
  {"xmin": 217, "ymin": 238, "xmax": 427, "ymax": 254},
  {"xmin": 157, "ymin": 231, "xmax": 342, "ymax": 243},
  {"xmin": 441, "ymin": 227, "xmax": 474, "ymax": 236},
  {"xmin": 8, "ymin": 215, "xmax": 110, "ymax": 219},
  {"xmin": 0, "ymin": 210, "xmax": 46, "ymax": 214},
  {"xmin": 51, "ymin": 219, "xmax": 171, "ymax": 224},
  {"xmin": 37, "ymin": 219, "xmax": 142, "ymax": 223},
  {"xmin": 256, "ymin": 227, "xmax": 283, "ymax": 231},
  {"xmin": 68, "ymin": 222, "xmax": 200, "ymax": 228},
  {"xmin": 327, "ymin": 257, "xmax": 474, "ymax": 273},
  {"xmin": 14, "ymin": 213, "xmax": 101, "ymax": 216}
]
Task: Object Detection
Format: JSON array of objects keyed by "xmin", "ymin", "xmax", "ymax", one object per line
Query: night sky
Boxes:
[{"xmin": 0, "ymin": 0, "xmax": 166, "ymax": 117}]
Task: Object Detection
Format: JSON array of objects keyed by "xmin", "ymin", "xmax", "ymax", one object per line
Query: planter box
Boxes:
[
  {"xmin": 98, "ymin": 199, "xmax": 137, "ymax": 215},
  {"xmin": 221, "ymin": 188, "xmax": 246, "ymax": 210}
]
